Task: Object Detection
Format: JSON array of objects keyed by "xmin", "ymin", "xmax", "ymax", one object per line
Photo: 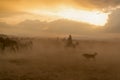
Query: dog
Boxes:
[{"xmin": 82, "ymin": 52, "xmax": 98, "ymax": 60}]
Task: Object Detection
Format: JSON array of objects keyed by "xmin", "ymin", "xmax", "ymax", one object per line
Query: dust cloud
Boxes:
[{"xmin": 0, "ymin": 34, "xmax": 120, "ymax": 80}]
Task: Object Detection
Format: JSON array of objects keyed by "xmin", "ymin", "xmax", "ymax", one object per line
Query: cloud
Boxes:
[
  {"xmin": 1, "ymin": 7, "xmax": 120, "ymax": 37},
  {"xmin": 0, "ymin": 0, "xmax": 120, "ymax": 13},
  {"xmin": 46, "ymin": 19, "xmax": 97, "ymax": 34},
  {"xmin": 105, "ymin": 8, "xmax": 120, "ymax": 32},
  {"xmin": 17, "ymin": 19, "xmax": 47, "ymax": 32},
  {"xmin": 0, "ymin": 0, "xmax": 119, "ymax": 22},
  {"xmin": 0, "ymin": 19, "xmax": 99, "ymax": 36},
  {"xmin": 0, "ymin": 12, "xmax": 29, "ymax": 18},
  {"xmin": 0, "ymin": 21, "xmax": 45, "ymax": 36},
  {"xmin": 0, "ymin": 22, "xmax": 11, "ymax": 28},
  {"xmin": 0, "ymin": 22, "xmax": 17, "ymax": 34},
  {"xmin": 74, "ymin": 0, "xmax": 120, "ymax": 10}
]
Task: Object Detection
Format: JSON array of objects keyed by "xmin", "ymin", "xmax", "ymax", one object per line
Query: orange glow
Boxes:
[{"xmin": 30, "ymin": 7, "xmax": 109, "ymax": 26}]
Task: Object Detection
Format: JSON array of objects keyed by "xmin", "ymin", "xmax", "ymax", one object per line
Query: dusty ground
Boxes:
[{"xmin": 0, "ymin": 38, "xmax": 120, "ymax": 80}]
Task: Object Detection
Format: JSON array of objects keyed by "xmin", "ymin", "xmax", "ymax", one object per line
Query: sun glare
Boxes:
[
  {"xmin": 30, "ymin": 8, "xmax": 109, "ymax": 26},
  {"xmin": 57, "ymin": 9, "xmax": 109, "ymax": 26}
]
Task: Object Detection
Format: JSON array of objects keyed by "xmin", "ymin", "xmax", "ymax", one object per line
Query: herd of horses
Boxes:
[
  {"xmin": 0, "ymin": 35, "xmax": 98, "ymax": 60},
  {"xmin": 0, "ymin": 36, "xmax": 33, "ymax": 52}
]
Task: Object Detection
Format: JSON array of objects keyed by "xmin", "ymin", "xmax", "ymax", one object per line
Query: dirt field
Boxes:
[{"xmin": 0, "ymin": 38, "xmax": 120, "ymax": 80}]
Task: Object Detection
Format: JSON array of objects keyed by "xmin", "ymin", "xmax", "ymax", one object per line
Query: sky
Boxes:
[{"xmin": 0, "ymin": 0, "xmax": 120, "ymax": 38}]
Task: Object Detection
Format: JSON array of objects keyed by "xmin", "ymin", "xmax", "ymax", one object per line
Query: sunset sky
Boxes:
[{"xmin": 0, "ymin": 0, "xmax": 120, "ymax": 37}]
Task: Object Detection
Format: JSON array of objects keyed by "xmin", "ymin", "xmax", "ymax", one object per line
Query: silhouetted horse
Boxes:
[
  {"xmin": 0, "ymin": 36, "xmax": 33, "ymax": 52},
  {"xmin": 19, "ymin": 40, "xmax": 33, "ymax": 49},
  {"xmin": 65, "ymin": 35, "xmax": 79, "ymax": 48},
  {"xmin": 0, "ymin": 37, "xmax": 19, "ymax": 51}
]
